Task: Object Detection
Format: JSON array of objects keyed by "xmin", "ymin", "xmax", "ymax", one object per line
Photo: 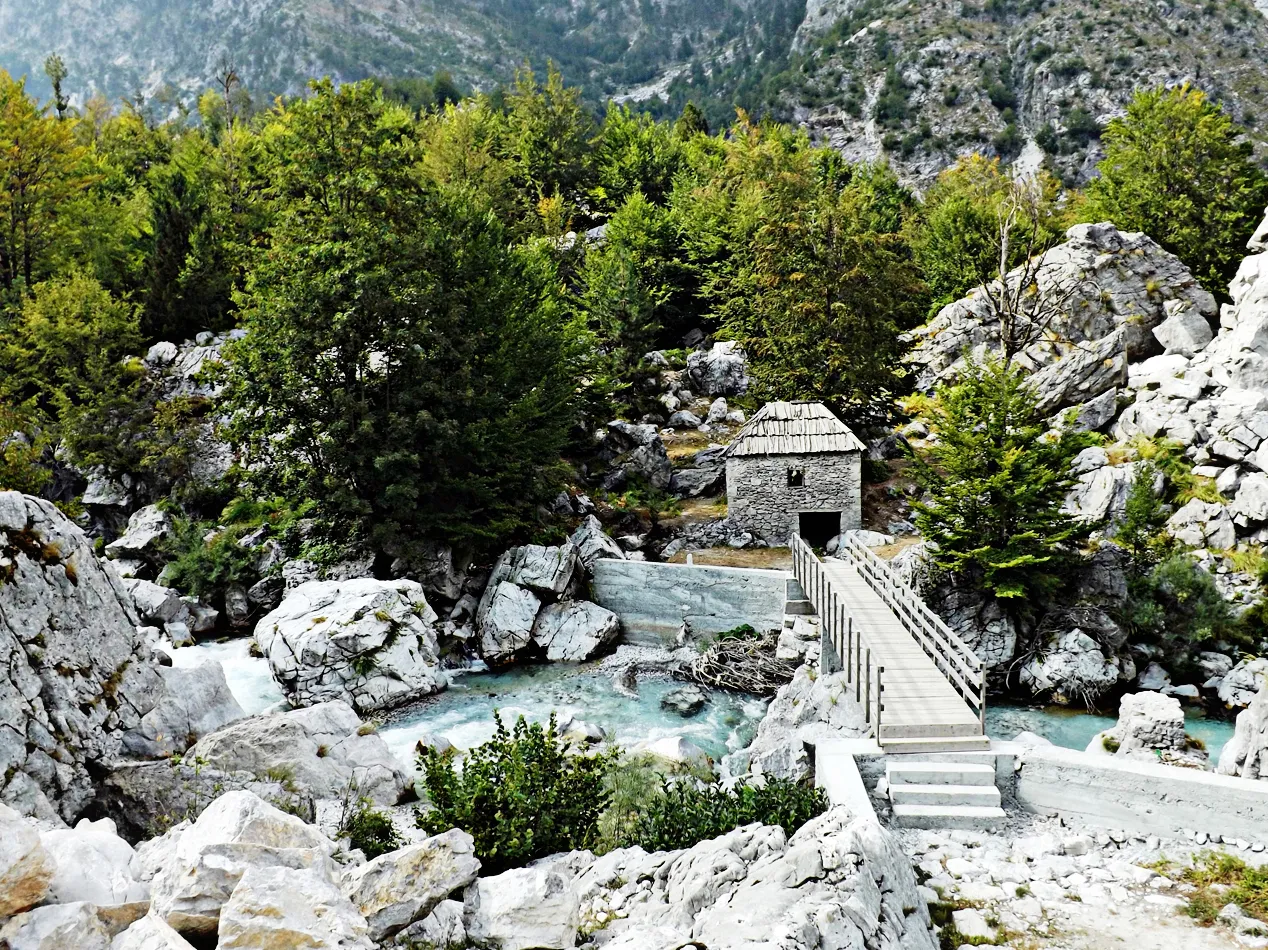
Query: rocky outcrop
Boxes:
[
  {"xmin": 0, "ymin": 492, "xmax": 163, "ymax": 821},
  {"xmin": 254, "ymin": 578, "xmax": 444, "ymax": 715},
  {"xmin": 122, "ymin": 662, "xmax": 245, "ymax": 759},
  {"xmin": 112, "ymin": 914, "xmax": 197, "ymax": 950},
  {"xmin": 569, "ymin": 516, "xmax": 625, "ymax": 568},
  {"xmin": 594, "ymin": 421, "xmax": 672, "ymax": 491},
  {"xmin": 463, "ymin": 807, "xmax": 935, "ymax": 949},
  {"xmin": 340, "ymin": 829, "xmax": 480, "ymax": 942},
  {"xmin": 910, "ymin": 222, "xmax": 1215, "ymax": 411},
  {"xmin": 185, "ymin": 700, "xmax": 411, "ymax": 805},
  {"xmin": 724, "ymin": 664, "xmax": 867, "ymax": 781},
  {"xmin": 104, "ymin": 505, "xmax": 172, "ymax": 564},
  {"xmin": 1217, "ymin": 657, "xmax": 1268, "ymax": 708},
  {"xmin": 146, "ymin": 790, "xmax": 337, "ymax": 936},
  {"xmin": 1087, "ymin": 691, "xmax": 1208, "ymax": 768}
]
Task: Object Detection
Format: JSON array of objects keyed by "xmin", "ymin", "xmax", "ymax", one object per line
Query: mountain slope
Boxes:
[{"xmin": 2, "ymin": 0, "xmax": 1266, "ymax": 185}]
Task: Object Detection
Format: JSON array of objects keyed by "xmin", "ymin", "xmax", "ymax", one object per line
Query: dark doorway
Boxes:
[{"xmin": 799, "ymin": 511, "xmax": 841, "ymax": 548}]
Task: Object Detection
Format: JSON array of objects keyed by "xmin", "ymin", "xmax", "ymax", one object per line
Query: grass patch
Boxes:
[
  {"xmin": 665, "ymin": 545, "xmax": 792, "ymax": 570},
  {"xmin": 1177, "ymin": 851, "xmax": 1268, "ymax": 926}
]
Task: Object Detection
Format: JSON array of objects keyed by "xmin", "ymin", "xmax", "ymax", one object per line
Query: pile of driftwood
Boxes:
[{"xmin": 682, "ymin": 631, "xmax": 798, "ymax": 695}]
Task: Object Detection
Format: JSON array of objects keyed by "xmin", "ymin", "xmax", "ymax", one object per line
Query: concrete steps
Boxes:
[{"xmin": 887, "ymin": 758, "xmax": 1005, "ymax": 830}]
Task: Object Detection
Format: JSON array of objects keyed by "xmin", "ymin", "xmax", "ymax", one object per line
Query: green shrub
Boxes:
[
  {"xmin": 1123, "ymin": 554, "xmax": 1245, "ymax": 648},
  {"xmin": 715, "ymin": 623, "xmax": 760, "ymax": 642},
  {"xmin": 338, "ymin": 794, "xmax": 403, "ymax": 859},
  {"xmin": 617, "ymin": 776, "xmax": 827, "ymax": 853},
  {"xmin": 416, "ymin": 712, "xmax": 620, "ymax": 874}
]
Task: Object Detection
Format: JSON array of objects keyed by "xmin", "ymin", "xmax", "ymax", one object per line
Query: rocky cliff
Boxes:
[{"xmin": 0, "ymin": 492, "xmax": 163, "ymax": 822}]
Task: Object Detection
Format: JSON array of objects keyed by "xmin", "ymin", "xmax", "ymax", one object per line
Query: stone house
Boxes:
[{"xmin": 724, "ymin": 401, "xmax": 864, "ymax": 544}]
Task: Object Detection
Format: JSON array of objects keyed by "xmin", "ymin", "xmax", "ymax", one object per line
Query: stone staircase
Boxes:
[{"xmin": 887, "ymin": 755, "xmax": 1006, "ymax": 830}]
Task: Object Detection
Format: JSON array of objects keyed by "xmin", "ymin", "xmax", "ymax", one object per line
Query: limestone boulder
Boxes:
[
  {"xmin": 1233, "ymin": 472, "xmax": 1268, "ymax": 524},
  {"xmin": 217, "ymin": 865, "xmax": 374, "ymax": 950},
  {"xmin": 340, "ymin": 828, "xmax": 480, "ymax": 941},
  {"xmin": 105, "ymin": 505, "xmax": 173, "ymax": 562},
  {"xmin": 476, "ymin": 581, "xmax": 540, "ymax": 665},
  {"xmin": 122, "ymin": 662, "xmax": 245, "ymax": 759},
  {"xmin": 1088, "ymin": 691, "xmax": 1206, "ymax": 767},
  {"xmin": 1166, "ymin": 498, "xmax": 1237, "ymax": 549},
  {"xmin": 599, "ymin": 421, "xmax": 673, "ymax": 491},
  {"xmin": 254, "ymin": 578, "xmax": 444, "ymax": 715},
  {"xmin": 1220, "ymin": 678, "xmax": 1268, "ymax": 778},
  {"xmin": 121, "ymin": 578, "xmax": 184, "ymax": 626},
  {"xmin": 392, "ymin": 900, "xmax": 465, "ymax": 949},
  {"xmin": 1219, "ymin": 657, "xmax": 1268, "ymax": 708},
  {"xmin": 1153, "ymin": 299, "xmax": 1214, "ymax": 357},
  {"xmin": 532, "ymin": 601, "xmax": 620, "ymax": 661},
  {"xmin": 686, "ymin": 341, "xmax": 749, "ymax": 397},
  {"xmin": 148, "ymin": 790, "xmax": 337, "ymax": 936},
  {"xmin": 111, "ymin": 915, "xmax": 197, "ymax": 950},
  {"xmin": 0, "ymin": 493, "xmax": 163, "ymax": 821},
  {"xmin": 0, "ymin": 902, "xmax": 114, "ymax": 950},
  {"xmin": 40, "ymin": 816, "xmax": 148, "ymax": 906},
  {"xmin": 1019, "ymin": 629, "xmax": 1121, "ymax": 705},
  {"xmin": 187, "ymin": 701, "xmax": 410, "ymax": 805},
  {"xmin": 497, "ymin": 544, "xmax": 580, "ymax": 598},
  {"xmin": 0, "ymin": 803, "xmax": 53, "ymax": 917},
  {"xmin": 569, "ymin": 516, "xmax": 625, "ymax": 569},
  {"xmin": 463, "ymin": 852, "xmax": 594, "ymax": 950}
]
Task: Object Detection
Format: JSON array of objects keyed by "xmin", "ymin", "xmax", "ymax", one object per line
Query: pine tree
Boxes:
[{"xmin": 910, "ymin": 358, "xmax": 1095, "ymax": 602}]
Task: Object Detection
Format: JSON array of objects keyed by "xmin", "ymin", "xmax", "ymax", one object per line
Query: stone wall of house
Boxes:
[{"xmin": 725, "ymin": 452, "xmax": 862, "ymax": 542}]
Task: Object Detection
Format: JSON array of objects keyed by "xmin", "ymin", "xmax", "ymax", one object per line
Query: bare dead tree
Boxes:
[{"xmin": 969, "ymin": 175, "xmax": 1098, "ymax": 363}]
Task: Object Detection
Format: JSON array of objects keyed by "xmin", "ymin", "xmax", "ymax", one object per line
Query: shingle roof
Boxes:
[{"xmin": 725, "ymin": 401, "xmax": 866, "ymax": 457}]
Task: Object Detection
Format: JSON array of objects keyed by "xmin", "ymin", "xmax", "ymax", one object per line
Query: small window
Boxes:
[{"xmin": 787, "ymin": 468, "xmax": 804, "ymax": 487}]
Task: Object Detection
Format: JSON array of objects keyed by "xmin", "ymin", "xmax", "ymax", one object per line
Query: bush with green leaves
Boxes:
[
  {"xmin": 337, "ymin": 789, "xmax": 403, "ymax": 860},
  {"xmin": 1123, "ymin": 554, "xmax": 1246, "ymax": 650},
  {"xmin": 616, "ymin": 775, "xmax": 827, "ymax": 854},
  {"xmin": 416, "ymin": 712, "xmax": 620, "ymax": 874}
]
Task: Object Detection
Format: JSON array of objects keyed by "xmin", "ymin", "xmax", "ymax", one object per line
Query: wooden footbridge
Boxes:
[{"xmin": 791, "ymin": 534, "xmax": 988, "ymax": 753}]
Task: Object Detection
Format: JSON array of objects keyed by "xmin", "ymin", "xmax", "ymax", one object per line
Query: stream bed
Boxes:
[{"xmin": 172, "ymin": 638, "xmax": 1239, "ymax": 768}]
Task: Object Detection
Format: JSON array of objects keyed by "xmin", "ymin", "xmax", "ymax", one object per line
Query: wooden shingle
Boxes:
[{"xmin": 725, "ymin": 401, "xmax": 866, "ymax": 457}]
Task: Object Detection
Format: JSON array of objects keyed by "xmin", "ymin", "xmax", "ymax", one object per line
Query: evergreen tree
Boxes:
[
  {"xmin": 910, "ymin": 358, "xmax": 1094, "ymax": 602},
  {"xmin": 1086, "ymin": 84, "xmax": 1268, "ymax": 297}
]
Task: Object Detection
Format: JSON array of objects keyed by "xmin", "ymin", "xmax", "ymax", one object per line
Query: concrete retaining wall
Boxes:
[
  {"xmin": 1015, "ymin": 744, "xmax": 1268, "ymax": 840},
  {"xmin": 590, "ymin": 559, "xmax": 789, "ymax": 644}
]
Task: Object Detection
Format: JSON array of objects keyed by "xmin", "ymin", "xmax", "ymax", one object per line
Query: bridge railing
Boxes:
[
  {"xmin": 790, "ymin": 535, "xmax": 885, "ymax": 739},
  {"xmin": 833, "ymin": 533, "xmax": 986, "ymax": 731}
]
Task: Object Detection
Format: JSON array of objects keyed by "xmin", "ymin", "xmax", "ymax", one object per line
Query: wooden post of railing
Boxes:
[
  {"xmin": 864, "ymin": 647, "xmax": 872, "ymax": 729},
  {"xmin": 876, "ymin": 665, "xmax": 885, "ymax": 740}
]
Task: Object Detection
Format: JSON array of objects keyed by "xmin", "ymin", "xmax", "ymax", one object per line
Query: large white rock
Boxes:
[
  {"xmin": 148, "ymin": 790, "xmax": 337, "ymax": 936},
  {"xmin": 532, "ymin": 601, "xmax": 621, "ymax": 661},
  {"xmin": 1234, "ymin": 472, "xmax": 1268, "ymax": 524},
  {"xmin": 187, "ymin": 700, "xmax": 410, "ymax": 805},
  {"xmin": 340, "ymin": 828, "xmax": 480, "ymax": 941},
  {"xmin": 254, "ymin": 578, "xmax": 444, "ymax": 714},
  {"xmin": 0, "ymin": 493, "xmax": 164, "ymax": 822},
  {"xmin": 393, "ymin": 899, "xmax": 466, "ymax": 949},
  {"xmin": 463, "ymin": 852, "xmax": 593, "ymax": 950},
  {"xmin": 121, "ymin": 578, "xmax": 185, "ymax": 625},
  {"xmin": 504, "ymin": 544, "xmax": 580, "ymax": 597},
  {"xmin": 1019, "ymin": 629, "xmax": 1121, "ymax": 705},
  {"xmin": 1153, "ymin": 300, "xmax": 1214, "ymax": 357},
  {"xmin": 0, "ymin": 803, "xmax": 53, "ymax": 917},
  {"xmin": 40, "ymin": 816, "xmax": 149, "ymax": 906},
  {"xmin": 217, "ymin": 865, "xmax": 373, "ymax": 949},
  {"xmin": 105, "ymin": 505, "xmax": 173, "ymax": 560},
  {"xmin": 0, "ymin": 901, "xmax": 114, "ymax": 950},
  {"xmin": 1088, "ymin": 691, "xmax": 1206, "ymax": 767},
  {"xmin": 477, "ymin": 581, "xmax": 540, "ymax": 665},
  {"xmin": 122, "ymin": 662, "xmax": 245, "ymax": 759}
]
